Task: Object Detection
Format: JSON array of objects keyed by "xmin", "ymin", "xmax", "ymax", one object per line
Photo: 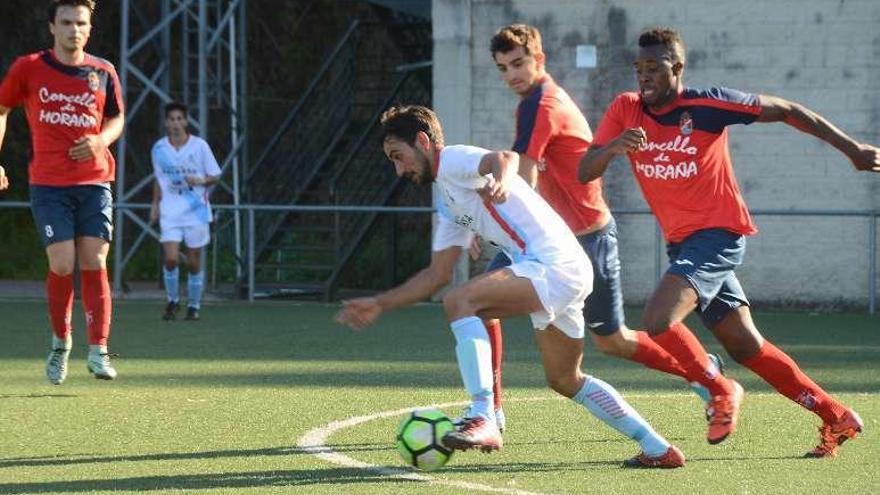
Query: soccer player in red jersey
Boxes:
[
  {"xmin": 0, "ymin": 0, "xmax": 125, "ymax": 384},
  {"xmin": 467, "ymin": 24, "xmax": 722, "ymax": 432},
  {"xmin": 579, "ymin": 27, "xmax": 879, "ymax": 455}
]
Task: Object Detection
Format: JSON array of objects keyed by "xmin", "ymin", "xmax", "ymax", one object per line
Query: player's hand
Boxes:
[
  {"xmin": 335, "ymin": 297, "xmax": 382, "ymax": 331},
  {"xmin": 477, "ymin": 177, "xmax": 508, "ymax": 204},
  {"xmin": 849, "ymin": 144, "xmax": 880, "ymax": 173},
  {"xmin": 185, "ymin": 175, "xmax": 206, "ymax": 186},
  {"xmin": 609, "ymin": 127, "xmax": 647, "ymax": 154},
  {"xmin": 468, "ymin": 235, "xmax": 482, "ymax": 260},
  {"xmin": 68, "ymin": 134, "xmax": 106, "ymax": 161},
  {"xmin": 0, "ymin": 165, "xmax": 9, "ymax": 191}
]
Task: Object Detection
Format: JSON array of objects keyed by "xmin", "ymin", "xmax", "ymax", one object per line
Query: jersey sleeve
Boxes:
[
  {"xmin": 591, "ymin": 94, "xmax": 629, "ymax": 147},
  {"xmin": 512, "ymin": 97, "xmax": 555, "ymax": 162},
  {"xmin": 437, "ymin": 145, "xmax": 491, "ymax": 190},
  {"xmin": 103, "ymin": 65, "xmax": 124, "ymax": 119},
  {"xmin": 201, "ymin": 139, "xmax": 222, "ymax": 176},
  {"xmin": 0, "ymin": 58, "xmax": 28, "ymax": 109},
  {"xmin": 431, "ymin": 214, "xmax": 473, "ymax": 251}
]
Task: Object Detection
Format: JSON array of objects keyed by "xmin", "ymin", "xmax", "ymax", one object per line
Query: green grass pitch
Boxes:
[{"xmin": 0, "ymin": 300, "xmax": 877, "ymax": 494}]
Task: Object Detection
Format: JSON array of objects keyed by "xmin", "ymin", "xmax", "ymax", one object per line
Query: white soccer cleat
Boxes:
[
  {"xmin": 46, "ymin": 335, "xmax": 72, "ymax": 385},
  {"xmin": 87, "ymin": 346, "xmax": 117, "ymax": 380}
]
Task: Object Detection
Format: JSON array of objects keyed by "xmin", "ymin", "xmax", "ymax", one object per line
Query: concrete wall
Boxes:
[{"xmin": 433, "ymin": 0, "xmax": 880, "ymax": 309}]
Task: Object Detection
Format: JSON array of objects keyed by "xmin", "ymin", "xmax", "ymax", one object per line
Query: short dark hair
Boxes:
[
  {"xmin": 164, "ymin": 101, "xmax": 188, "ymax": 118},
  {"xmin": 380, "ymin": 105, "xmax": 444, "ymax": 147},
  {"xmin": 48, "ymin": 0, "xmax": 95, "ymax": 23},
  {"xmin": 490, "ymin": 24, "xmax": 543, "ymax": 58},
  {"xmin": 638, "ymin": 27, "xmax": 686, "ymax": 63}
]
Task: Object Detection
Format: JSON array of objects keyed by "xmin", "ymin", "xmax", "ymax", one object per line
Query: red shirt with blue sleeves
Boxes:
[
  {"xmin": 592, "ymin": 87, "xmax": 761, "ymax": 243},
  {"xmin": 0, "ymin": 49, "xmax": 124, "ymax": 186},
  {"xmin": 513, "ymin": 75, "xmax": 608, "ymax": 233}
]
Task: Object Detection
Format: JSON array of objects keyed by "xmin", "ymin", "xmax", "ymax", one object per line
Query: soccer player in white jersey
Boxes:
[
  {"xmin": 335, "ymin": 105, "xmax": 685, "ymax": 468},
  {"xmin": 149, "ymin": 101, "xmax": 221, "ymax": 321}
]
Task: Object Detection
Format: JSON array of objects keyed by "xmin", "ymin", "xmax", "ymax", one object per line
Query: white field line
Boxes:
[{"xmin": 296, "ymin": 393, "xmax": 696, "ymax": 495}]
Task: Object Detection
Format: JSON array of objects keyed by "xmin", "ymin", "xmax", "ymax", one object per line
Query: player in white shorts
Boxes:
[
  {"xmin": 335, "ymin": 105, "xmax": 685, "ymax": 468},
  {"xmin": 150, "ymin": 101, "xmax": 221, "ymax": 321}
]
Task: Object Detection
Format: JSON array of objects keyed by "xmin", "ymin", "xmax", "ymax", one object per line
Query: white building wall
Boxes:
[{"xmin": 433, "ymin": 0, "xmax": 880, "ymax": 308}]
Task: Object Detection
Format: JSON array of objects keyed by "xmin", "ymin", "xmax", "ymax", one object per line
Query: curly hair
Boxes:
[
  {"xmin": 638, "ymin": 27, "xmax": 686, "ymax": 63},
  {"xmin": 48, "ymin": 0, "xmax": 95, "ymax": 23},
  {"xmin": 490, "ymin": 24, "xmax": 543, "ymax": 58},
  {"xmin": 380, "ymin": 105, "xmax": 444, "ymax": 148}
]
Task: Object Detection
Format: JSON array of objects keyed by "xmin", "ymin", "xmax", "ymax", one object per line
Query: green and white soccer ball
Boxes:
[{"xmin": 395, "ymin": 408, "xmax": 454, "ymax": 471}]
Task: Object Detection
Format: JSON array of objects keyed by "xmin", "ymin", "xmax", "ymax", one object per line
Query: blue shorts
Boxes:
[
  {"xmin": 666, "ymin": 228, "xmax": 749, "ymax": 329},
  {"xmin": 485, "ymin": 216, "xmax": 625, "ymax": 336},
  {"xmin": 30, "ymin": 184, "xmax": 113, "ymax": 247}
]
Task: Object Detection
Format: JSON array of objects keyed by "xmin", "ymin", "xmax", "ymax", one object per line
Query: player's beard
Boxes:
[{"xmin": 411, "ymin": 150, "xmax": 433, "ymax": 185}]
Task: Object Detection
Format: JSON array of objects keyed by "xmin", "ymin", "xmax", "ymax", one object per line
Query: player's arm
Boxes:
[
  {"xmin": 0, "ymin": 105, "xmax": 10, "ymax": 190},
  {"xmin": 578, "ymin": 127, "xmax": 646, "ymax": 183},
  {"xmin": 517, "ymin": 153, "xmax": 539, "ymax": 188},
  {"xmin": 185, "ymin": 173, "xmax": 220, "ymax": 187},
  {"xmin": 69, "ymin": 113, "xmax": 125, "ymax": 162},
  {"xmin": 335, "ymin": 246, "xmax": 462, "ymax": 330},
  {"xmin": 149, "ymin": 180, "xmax": 161, "ymax": 224},
  {"xmin": 477, "ymin": 150, "xmax": 519, "ymax": 203},
  {"xmin": 757, "ymin": 95, "xmax": 880, "ymax": 172}
]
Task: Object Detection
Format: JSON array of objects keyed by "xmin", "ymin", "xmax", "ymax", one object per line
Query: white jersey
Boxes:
[
  {"xmin": 431, "ymin": 145, "xmax": 587, "ymax": 267},
  {"xmin": 151, "ymin": 135, "xmax": 221, "ymax": 228}
]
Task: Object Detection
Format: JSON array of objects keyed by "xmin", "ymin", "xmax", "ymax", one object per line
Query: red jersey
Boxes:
[
  {"xmin": 0, "ymin": 50, "xmax": 124, "ymax": 186},
  {"xmin": 592, "ymin": 87, "xmax": 761, "ymax": 243},
  {"xmin": 513, "ymin": 75, "xmax": 608, "ymax": 233}
]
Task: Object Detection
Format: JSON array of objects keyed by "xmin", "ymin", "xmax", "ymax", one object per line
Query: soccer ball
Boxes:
[{"xmin": 395, "ymin": 408, "xmax": 454, "ymax": 471}]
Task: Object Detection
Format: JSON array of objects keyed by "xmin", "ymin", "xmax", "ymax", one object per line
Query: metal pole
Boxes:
[
  {"xmin": 248, "ymin": 208, "xmax": 255, "ymax": 302},
  {"xmin": 229, "ymin": 6, "xmax": 242, "ymax": 280},
  {"xmin": 655, "ymin": 222, "xmax": 663, "ymax": 282},
  {"xmin": 114, "ymin": 0, "xmax": 130, "ymax": 293},
  {"xmin": 870, "ymin": 214, "xmax": 877, "ymax": 315},
  {"xmin": 198, "ymin": 0, "xmax": 208, "ymax": 140}
]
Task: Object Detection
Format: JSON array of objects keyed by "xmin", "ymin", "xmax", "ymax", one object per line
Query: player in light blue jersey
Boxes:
[
  {"xmin": 149, "ymin": 101, "xmax": 221, "ymax": 321},
  {"xmin": 336, "ymin": 105, "xmax": 685, "ymax": 468}
]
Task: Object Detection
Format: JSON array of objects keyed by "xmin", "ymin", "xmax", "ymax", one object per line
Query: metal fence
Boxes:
[{"xmin": 1, "ymin": 201, "xmax": 877, "ymax": 313}]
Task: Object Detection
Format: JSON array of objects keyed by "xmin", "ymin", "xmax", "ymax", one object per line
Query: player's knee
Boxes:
[
  {"xmin": 48, "ymin": 260, "xmax": 75, "ymax": 276},
  {"xmin": 164, "ymin": 258, "xmax": 178, "ymax": 270},
  {"xmin": 442, "ymin": 288, "xmax": 476, "ymax": 320},
  {"xmin": 593, "ymin": 334, "xmax": 629, "ymax": 358},
  {"xmin": 723, "ymin": 337, "xmax": 762, "ymax": 363},
  {"xmin": 642, "ymin": 313, "xmax": 674, "ymax": 335}
]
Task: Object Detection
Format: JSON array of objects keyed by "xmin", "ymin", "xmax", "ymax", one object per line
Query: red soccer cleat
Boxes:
[
  {"xmin": 623, "ymin": 445, "xmax": 686, "ymax": 469},
  {"xmin": 442, "ymin": 416, "xmax": 503, "ymax": 453},
  {"xmin": 805, "ymin": 409, "xmax": 863, "ymax": 458},
  {"xmin": 706, "ymin": 379, "xmax": 744, "ymax": 444}
]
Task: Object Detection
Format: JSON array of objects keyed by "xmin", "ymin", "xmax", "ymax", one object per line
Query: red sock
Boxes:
[
  {"xmin": 632, "ymin": 330, "xmax": 689, "ymax": 379},
  {"xmin": 741, "ymin": 341, "xmax": 848, "ymax": 424},
  {"xmin": 485, "ymin": 319, "xmax": 503, "ymax": 410},
  {"xmin": 46, "ymin": 271, "xmax": 74, "ymax": 340},
  {"xmin": 80, "ymin": 268, "xmax": 112, "ymax": 347},
  {"xmin": 651, "ymin": 322, "xmax": 733, "ymax": 396}
]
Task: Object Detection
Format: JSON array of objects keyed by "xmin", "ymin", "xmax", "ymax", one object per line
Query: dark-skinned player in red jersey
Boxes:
[
  {"xmin": 579, "ymin": 27, "xmax": 879, "ymax": 457},
  {"xmin": 0, "ymin": 0, "xmax": 125, "ymax": 384}
]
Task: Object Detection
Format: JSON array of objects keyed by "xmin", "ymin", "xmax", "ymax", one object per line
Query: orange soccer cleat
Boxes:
[
  {"xmin": 706, "ymin": 379, "xmax": 744, "ymax": 444},
  {"xmin": 623, "ymin": 445, "xmax": 686, "ymax": 469},
  {"xmin": 805, "ymin": 409, "xmax": 863, "ymax": 458}
]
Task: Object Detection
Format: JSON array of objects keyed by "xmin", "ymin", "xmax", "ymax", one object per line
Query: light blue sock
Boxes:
[
  {"xmin": 163, "ymin": 267, "xmax": 179, "ymax": 303},
  {"xmin": 187, "ymin": 270, "xmax": 204, "ymax": 309},
  {"xmin": 574, "ymin": 376, "xmax": 670, "ymax": 457},
  {"xmin": 450, "ymin": 316, "xmax": 495, "ymax": 422}
]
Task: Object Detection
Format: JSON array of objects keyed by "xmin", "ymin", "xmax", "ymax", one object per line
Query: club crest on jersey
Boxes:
[
  {"xmin": 679, "ymin": 111, "xmax": 693, "ymax": 135},
  {"xmin": 87, "ymin": 71, "xmax": 100, "ymax": 92}
]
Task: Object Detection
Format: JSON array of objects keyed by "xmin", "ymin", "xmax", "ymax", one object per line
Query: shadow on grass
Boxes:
[
  {"xmin": 0, "ymin": 467, "xmax": 419, "ymax": 493},
  {"xmin": 0, "ymin": 393, "xmax": 78, "ymax": 399}
]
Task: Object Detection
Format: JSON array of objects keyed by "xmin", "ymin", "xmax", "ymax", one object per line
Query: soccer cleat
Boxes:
[
  {"xmin": 454, "ymin": 405, "xmax": 506, "ymax": 434},
  {"xmin": 623, "ymin": 445, "xmax": 686, "ymax": 469},
  {"xmin": 442, "ymin": 416, "xmax": 503, "ymax": 453},
  {"xmin": 690, "ymin": 353, "xmax": 725, "ymax": 406},
  {"xmin": 805, "ymin": 409, "xmax": 864, "ymax": 458},
  {"xmin": 706, "ymin": 379, "xmax": 744, "ymax": 444},
  {"xmin": 184, "ymin": 307, "xmax": 200, "ymax": 321},
  {"xmin": 163, "ymin": 301, "xmax": 180, "ymax": 321},
  {"xmin": 87, "ymin": 347, "xmax": 118, "ymax": 380},
  {"xmin": 46, "ymin": 335, "xmax": 72, "ymax": 385}
]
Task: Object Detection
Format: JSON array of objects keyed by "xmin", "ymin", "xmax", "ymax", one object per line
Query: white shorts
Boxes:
[
  {"xmin": 160, "ymin": 223, "xmax": 211, "ymax": 248},
  {"xmin": 508, "ymin": 257, "xmax": 593, "ymax": 339}
]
